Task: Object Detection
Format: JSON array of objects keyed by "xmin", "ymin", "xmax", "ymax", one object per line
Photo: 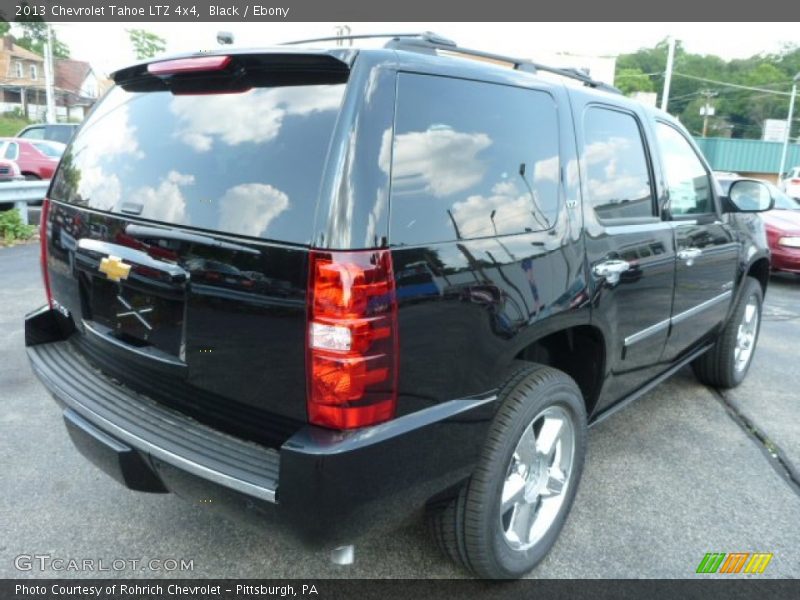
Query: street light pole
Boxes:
[
  {"xmin": 43, "ymin": 24, "xmax": 57, "ymax": 124},
  {"xmin": 778, "ymin": 73, "xmax": 800, "ymax": 181},
  {"xmin": 660, "ymin": 37, "xmax": 676, "ymax": 112}
]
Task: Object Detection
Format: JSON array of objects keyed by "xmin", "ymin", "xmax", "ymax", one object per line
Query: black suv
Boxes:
[{"xmin": 25, "ymin": 34, "xmax": 774, "ymax": 578}]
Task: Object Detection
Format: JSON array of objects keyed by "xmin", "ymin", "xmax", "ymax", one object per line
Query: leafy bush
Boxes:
[{"xmin": 0, "ymin": 208, "xmax": 36, "ymax": 244}]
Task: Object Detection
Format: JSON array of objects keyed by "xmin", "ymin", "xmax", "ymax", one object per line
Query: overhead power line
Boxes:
[{"xmin": 672, "ymin": 72, "xmax": 793, "ymax": 96}]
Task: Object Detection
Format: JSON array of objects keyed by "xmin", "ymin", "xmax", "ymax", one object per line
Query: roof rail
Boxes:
[
  {"xmin": 282, "ymin": 31, "xmax": 622, "ymax": 94},
  {"xmin": 281, "ymin": 31, "xmax": 456, "ymax": 47},
  {"xmin": 384, "ymin": 35, "xmax": 622, "ymax": 94}
]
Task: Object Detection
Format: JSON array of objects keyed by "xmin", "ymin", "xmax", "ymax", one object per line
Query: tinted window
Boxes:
[
  {"xmin": 389, "ymin": 74, "xmax": 560, "ymax": 245},
  {"xmin": 19, "ymin": 127, "xmax": 45, "ymax": 140},
  {"xmin": 656, "ymin": 122, "xmax": 713, "ymax": 216},
  {"xmin": 45, "ymin": 126, "xmax": 75, "ymax": 144},
  {"xmin": 50, "ymin": 83, "xmax": 346, "ymax": 243},
  {"xmin": 582, "ymin": 107, "xmax": 655, "ymax": 220}
]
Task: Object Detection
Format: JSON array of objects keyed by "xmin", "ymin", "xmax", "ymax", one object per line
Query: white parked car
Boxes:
[{"xmin": 781, "ymin": 166, "xmax": 800, "ymax": 199}]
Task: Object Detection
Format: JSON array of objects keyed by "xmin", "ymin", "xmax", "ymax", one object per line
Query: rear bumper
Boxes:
[{"xmin": 25, "ymin": 307, "xmax": 496, "ymax": 547}]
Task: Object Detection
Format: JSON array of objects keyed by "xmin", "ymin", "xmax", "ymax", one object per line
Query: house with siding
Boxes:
[{"xmin": 0, "ymin": 35, "xmax": 98, "ymax": 121}]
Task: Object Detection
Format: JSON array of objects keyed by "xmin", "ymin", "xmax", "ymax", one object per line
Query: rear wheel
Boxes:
[
  {"xmin": 692, "ymin": 276, "xmax": 763, "ymax": 388},
  {"xmin": 427, "ymin": 363, "xmax": 587, "ymax": 578},
  {"xmin": 23, "ymin": 173, "xmax": 40, "ymax": 181}
]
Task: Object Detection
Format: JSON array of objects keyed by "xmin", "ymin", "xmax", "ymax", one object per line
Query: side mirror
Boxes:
[{"xmin": 725, "ymin": 179, "xmax": 774, "ymax": 213}]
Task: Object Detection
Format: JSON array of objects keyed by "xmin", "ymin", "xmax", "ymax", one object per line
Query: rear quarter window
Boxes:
[
  {"xmin": 50, "ymin": 82, "xmax": 346, "ymax": 244},
  {"xmin": 389, "ymin": 73, "xmax": 561, "ymax": 245}
]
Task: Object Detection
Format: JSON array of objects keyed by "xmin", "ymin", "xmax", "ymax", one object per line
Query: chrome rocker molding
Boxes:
[{"xmin": 624, "ymin": 290, "xmax": 733, "ymax": 347}]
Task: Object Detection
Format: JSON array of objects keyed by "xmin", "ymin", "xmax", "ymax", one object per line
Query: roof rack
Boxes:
[
  {"xmin": 281, "ymin": 31, "xmax": 621, "ymax": 94},
  {"xmin": 385, "ymin": 33, "xmax": 622, "ymax": 94},
  {"xmin": 280, "ymin": 32, "xmax": 456, "ymax": 47}
]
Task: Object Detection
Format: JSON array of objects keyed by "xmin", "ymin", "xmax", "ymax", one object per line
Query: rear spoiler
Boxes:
[{"xmin": 111, "ymin": 49, "xmax": 354, "ymax": 92}]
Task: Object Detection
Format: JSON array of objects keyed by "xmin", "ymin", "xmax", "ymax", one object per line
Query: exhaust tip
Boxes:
[{"xmin": 330, "ymin": 545, "xmax": 354, "ymax": 566}]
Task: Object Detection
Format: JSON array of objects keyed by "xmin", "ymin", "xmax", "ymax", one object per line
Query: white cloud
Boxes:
[
  {"xmin": 534, "ymin": 155, "xmax": 560, "ymax": 184},
  {"xmin": 80, "ymin": 166, "xmax": 121, "ymax": 211},
  {"xmin": 451, "ymin": 180, "xmax": 543, "ymax": 238},
  {"xmin": 391, "ymin": 125, "xmax": 492, "ymax": 197},
  {"xmin": 217, "ymin": 183, "xmax": 290, "ymax": 238},
  {"xmin": 136, "ymin": 170, "xmax": 194, "ymax": 224},
  {"xmin": 170, "ymin": 85, "xmax": 343, "ymax": 152}
]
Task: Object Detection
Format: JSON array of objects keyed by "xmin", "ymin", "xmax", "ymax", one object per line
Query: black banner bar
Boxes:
[
  {"xmin": 3, "ymin": 580, "xmax": 800, "ymax": 600},
  {"xmin": 0, "ymin": 0, "xmax": 791, "ymax": 22}
]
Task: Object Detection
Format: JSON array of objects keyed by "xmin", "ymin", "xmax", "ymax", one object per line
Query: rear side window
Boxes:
[
  {"xmin": 4, "ymin": 142, "xmax": 18, "ymax": 160},
  {"xmin": 655, "ymin": 122, "xmax": 713, "ymax": 216},
  {"xmin": 50, "ymin": 82, "xmax": 346, "ymax": 244},
  {"xmin": 582, "ymin": 107, "xmax": 655, "ymax": 220},
  {"xmin": 389, "ymin": 74, "xmax": 560, "ymax": 245}
]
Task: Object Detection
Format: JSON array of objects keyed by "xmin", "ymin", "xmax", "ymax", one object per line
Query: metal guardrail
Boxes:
[{"xmin": 0, "ymin": 180, "xmax": 50, "ymax": 225}]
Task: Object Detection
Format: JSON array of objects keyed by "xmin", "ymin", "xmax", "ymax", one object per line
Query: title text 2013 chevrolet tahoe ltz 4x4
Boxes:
[{"xmin": 25, "ymin": 34, "xmax": 774, "ymax": 578}]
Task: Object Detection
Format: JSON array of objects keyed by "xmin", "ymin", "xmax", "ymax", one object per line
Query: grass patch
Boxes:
[
  {"xmin": 0, "ymin": 207, "xmax": 36, "ymax": 245},
  {"xmin": 0, "ymin": 113, "xmax": 33, "ymax": 137}
]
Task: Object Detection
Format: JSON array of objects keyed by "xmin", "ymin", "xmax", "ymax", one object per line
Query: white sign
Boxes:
[{"xmin": 763, "ymin": 119, "xmax": 789, "ymax": 142}]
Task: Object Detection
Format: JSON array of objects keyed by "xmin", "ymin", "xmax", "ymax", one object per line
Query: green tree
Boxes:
[
  {"xmin": 615, "ymin": 68, "xmax": 655, "ymax": 95},
  {"xmin": 12, "ymin": 7, "xmax": 70, "ymax": 58},
  {"xmin": 127, "ymin": 28, "xmax": 166, "ymax": 60},
  {"xmin": 616, "ymin": 39, "xmax": 799, "ymax": 139},
  {"xmin": 0, "ymin": 19, "xmax": 10, "ymax": 38}
]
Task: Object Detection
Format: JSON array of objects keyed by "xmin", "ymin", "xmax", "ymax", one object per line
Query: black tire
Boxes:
[
  {"xmin": 692, "ymin": 276, "xmax": 763, "ymax": 389},
  {"xmin": 23, "ymin": 174, "xmax": 41, "ymax": 181},
  {"xmin": 427, "ymin": 362, "xmax": 587, "ymax": 579}
]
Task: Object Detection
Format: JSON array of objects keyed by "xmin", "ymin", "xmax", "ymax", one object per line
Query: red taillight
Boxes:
[
  {"xmin": 307, "ymin": 250, "xmax": 398, "ymax": 429},
  {"xmin": 147, "ymin": 55, "xmax": 232, "ymax": 76},
  {"xmin": 791, "ymin": 178, "xmax": 800, "ymax": 185},
  {"xmin": 40, "ymin": 198, "xmax": 52, "ymax": 308}
]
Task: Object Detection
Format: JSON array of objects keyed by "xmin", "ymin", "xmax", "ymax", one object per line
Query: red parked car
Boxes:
[
  {"xmin": 0, "ymin": 137, "xmax": 65, "ymax": 180},
  {"xmin": 719, "ymin": 176, "xmax": 800, "ymax": 274},
  {"xmin": 763, "ymin": 197, "xmax": 800, "ymax": 274},
  {"xmin": 0, "ymin": 158, "xmax": 23, "ymax": 182}
]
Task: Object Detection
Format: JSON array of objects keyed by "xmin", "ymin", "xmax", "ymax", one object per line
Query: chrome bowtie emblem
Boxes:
[{"xmin": 116, "ymin": 295, "xmax": 154, "ymax": 330}]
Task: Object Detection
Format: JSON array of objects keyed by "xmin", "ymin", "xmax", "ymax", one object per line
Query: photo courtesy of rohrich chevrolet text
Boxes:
[{"xmin": 0, "ymin": 0, "xmax": 798, "ymax": 597}]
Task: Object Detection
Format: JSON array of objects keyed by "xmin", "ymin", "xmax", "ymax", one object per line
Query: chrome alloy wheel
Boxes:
[
  {"xmin": 500, "ymin": 405, "xmax": 575, "ymax": 551},
  {"xmin": 734, "ymin": 295, "xmax": 759, "ymax": 373}
]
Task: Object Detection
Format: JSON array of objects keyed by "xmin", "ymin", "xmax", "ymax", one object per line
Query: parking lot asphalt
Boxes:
[{"xmin": 1, "ymin": 242, "xmax": 798, "ymax": 579}]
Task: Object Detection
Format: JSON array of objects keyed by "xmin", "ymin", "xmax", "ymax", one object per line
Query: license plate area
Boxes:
[{"xmin": 89, "ymin": 276, "xmax": 185, "ymax": 359}]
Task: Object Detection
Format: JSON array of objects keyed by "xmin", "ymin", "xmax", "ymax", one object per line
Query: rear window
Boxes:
[
  {"xmin": 50, "ymin": 81, "xmax": 346, "ymax": 244},
  {"xmin": 32, "ymin": 141, "xmax": 64, "ymax": 157}
]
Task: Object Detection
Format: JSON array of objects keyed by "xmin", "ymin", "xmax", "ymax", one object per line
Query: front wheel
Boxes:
[
  {"xmin": 692, "ymin": 276, "xmax": 763, "ymax": 388},
  {"xmin": 427, "ymin": 363, "xmax": 587, "ymax": 578}
]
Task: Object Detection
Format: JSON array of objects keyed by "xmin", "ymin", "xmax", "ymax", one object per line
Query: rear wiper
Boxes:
[{"xmin": 125, "ymin": 224, "xmax": 259, "ymax": 254}]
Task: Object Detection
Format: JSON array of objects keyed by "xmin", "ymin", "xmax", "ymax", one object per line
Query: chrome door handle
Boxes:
[
  {"xmin": 593, "ymin": 260, "xmax": 630, "ymax": 285},
  {"xmin": 677, "ymin": 248, "xmax": 702, "ymax": 266}
]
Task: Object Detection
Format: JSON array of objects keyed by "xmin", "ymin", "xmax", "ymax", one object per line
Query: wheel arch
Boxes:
[{"xmin": 513, "ymin": 324, "xmax": 606, "ymax": 417}]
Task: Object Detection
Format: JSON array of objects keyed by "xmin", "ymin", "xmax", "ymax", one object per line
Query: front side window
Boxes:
[
  {"xmin": 389, "ymin": 74, "xmax": 561, "ymax": 245},
  {"xmin": 656, "ymin": 122, "xmax": 714, "ymax": 216},
  {"xmin": 582, "ymin": 107, "xmax": 655, "ymax": 220}
]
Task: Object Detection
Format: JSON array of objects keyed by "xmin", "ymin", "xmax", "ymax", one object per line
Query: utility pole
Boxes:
[
  {"xmin": 778, "ymin": 72, "xmax": 800, "ymax": 179},
  {"xmin": 43, "ymin": 25, "xmax": 56, "ymax": 124},
  {"xmin": 699, "ymin": 89, "xmax": 718, "ymax": 138},
  {"xmin": 661, "ymin": 37, "xmax": 676, "ymax": 112}
]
